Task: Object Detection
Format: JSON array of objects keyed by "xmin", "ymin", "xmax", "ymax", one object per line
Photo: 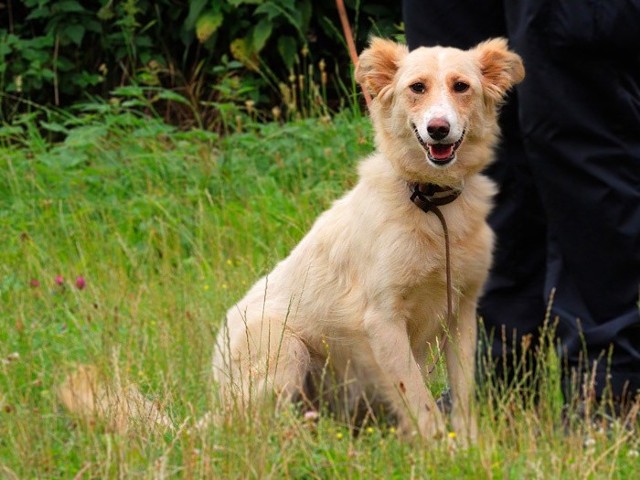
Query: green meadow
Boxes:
[{"xmin": 1, "ymin": 108, "xmax": 638, "ymax": 478}]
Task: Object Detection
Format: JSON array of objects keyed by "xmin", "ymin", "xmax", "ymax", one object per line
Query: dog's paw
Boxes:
[
  {"xmin": 450, "ymin": 412, "xmax": 478, "ymax": 448},
  {"xmin": 397, "ymin": 410, "xmax": 446, "ymax": 441}
]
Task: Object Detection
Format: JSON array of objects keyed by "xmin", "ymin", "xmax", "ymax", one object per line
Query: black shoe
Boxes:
[{"xmin": 436, "ymin": 389, "xmax": 452, "ymax": 415}]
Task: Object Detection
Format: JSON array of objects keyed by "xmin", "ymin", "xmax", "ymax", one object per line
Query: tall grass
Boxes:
[{"xmin": 0, "ymin": 109, "xmax": 638, "ymax": 478}]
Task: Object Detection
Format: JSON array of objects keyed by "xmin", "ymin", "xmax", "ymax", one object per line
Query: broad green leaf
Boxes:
[
  {"xmin": 184, "ymin": 0, "xmax": 208, "ymax": 30},
  {"xmin": 63, "ymin": 24, "xmax": 85, "ymax": 46},
  {"xmin": 251, "ymin": 18, "xmax": 272, "ymax": 54},
  {"xmin": 112, "ymin": 86, "xmax": 145, "ymax": 98},
  {"xmin": 195, "ymin": 11, "xmax": 223, "ymax": 43},
  {"xmin": 25, "ymin": 6, "xmax": 51, "ymax": 20},
  {"xmin": 254, "ymin": 3, "xmax": 280, "ymax": 20},
  {"xmin": 0, "ymin": 42, "xmax": 11, "ymax": 57},
  {"xmin": 53, "ymin": 1, "xmax": 86, "ymax": 13},
  {"xmin": 227, "ymin": 0, "xmax": 263, "ymax": 6},
  {"xmin": 97, "ymin": 5, "xmax": 115, "ymax": 20},
  {"xmin": 277, "ymin": 35, "xmax": 297, "ymax": 70},
  {"xmin": 230, "ymin": 37, "xmax": 258, "ymax": 70},
  {"xmin": 40, "ymin": 121, "xmax": 69, "ymax": 134},
  {"xmin": 155, "ymin": 90, "xmax": 191, "ymax": 106}
]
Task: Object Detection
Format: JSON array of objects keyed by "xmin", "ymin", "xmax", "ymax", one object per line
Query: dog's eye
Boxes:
[
  {"xmin": 453, "ymin": 81, "xmax": 470, "ymax": 93},
  {"xmin": 409, "ymin": 82, "xmax": 426, "ymax": 94}
]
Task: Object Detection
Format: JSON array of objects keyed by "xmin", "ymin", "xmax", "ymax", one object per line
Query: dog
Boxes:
[{"xmin": 211, "ymin": 37, "xmax": 524, "ymax": 442}]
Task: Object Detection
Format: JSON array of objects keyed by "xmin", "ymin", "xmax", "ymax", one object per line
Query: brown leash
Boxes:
[{"xmin": 410, "ymin": 183, "xmax": 462, "ymax": 374}]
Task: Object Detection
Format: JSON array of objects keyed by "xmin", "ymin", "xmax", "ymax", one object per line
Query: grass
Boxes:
[{"xmin": 0, "ymin": 107, "xmax": 638, "ymax": 479}]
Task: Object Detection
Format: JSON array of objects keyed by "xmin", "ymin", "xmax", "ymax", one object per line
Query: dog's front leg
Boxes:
[
  {"xmin": 364, "ymin": 307, "xmax": 445, "ymax": 440},
  {"xmin": 445, "ymin": 292, "xmax": 479, "ymax": 445}
]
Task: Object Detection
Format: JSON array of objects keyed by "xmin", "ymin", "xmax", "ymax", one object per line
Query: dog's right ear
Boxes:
[{"xmin": 355, "ymin": 38, "xmax": 408, "ymax": 99}]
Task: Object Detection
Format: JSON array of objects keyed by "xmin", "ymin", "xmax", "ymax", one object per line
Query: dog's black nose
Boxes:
[{"xmin": 427, "ymin": 118, "xmax": 450, "ymax": 141}]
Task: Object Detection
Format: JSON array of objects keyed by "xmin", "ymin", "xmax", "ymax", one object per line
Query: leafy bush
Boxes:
[{"xmin": 1, "ymin": 0, "xmax": 402, "ymax": 129}]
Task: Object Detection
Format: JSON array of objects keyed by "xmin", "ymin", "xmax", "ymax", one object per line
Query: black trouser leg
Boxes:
[{"xmin": 505, "ymin": 0, "xmax": 640, "ymax": 403}]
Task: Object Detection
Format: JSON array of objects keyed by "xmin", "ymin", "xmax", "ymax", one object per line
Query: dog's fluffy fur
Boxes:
[
  {"xmin": 212, "ymin": 38, "xmax": 524, "ymax": 441},
  {"xmin": 57, "ymin": 364, "xmax": 172, "ymax": 434}
]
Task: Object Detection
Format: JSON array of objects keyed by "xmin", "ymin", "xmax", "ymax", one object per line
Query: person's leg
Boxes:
[
  {"xmin": 505, "ymin": 0, "xmax": 640, "ymax": 406},
  {"xmin": 402, "ymin": 0, "xmax": 504, "ymax": 50},
  {"xmin": 403, "ymin": 0, "xmax": 548, "ymax": 385}
]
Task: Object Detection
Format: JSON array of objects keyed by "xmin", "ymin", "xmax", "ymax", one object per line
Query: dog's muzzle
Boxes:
[{"xmin": 411, "ymin": 123, "xmax": 465, "ymax": 167}]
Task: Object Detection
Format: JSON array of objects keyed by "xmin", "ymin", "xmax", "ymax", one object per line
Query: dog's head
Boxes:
[{"xmin": 355, "ymin": 38, "xmax": 524, "ymax": 185}]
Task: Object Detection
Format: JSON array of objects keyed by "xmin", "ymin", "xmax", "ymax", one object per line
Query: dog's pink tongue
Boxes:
[{"xmin": 429, "ymin": 144, "xmax": 454, "ymax": 160}]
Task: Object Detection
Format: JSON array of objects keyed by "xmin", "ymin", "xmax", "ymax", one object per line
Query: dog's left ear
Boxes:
[
  {"xmin": 474, "ymin": 38, "xmax": 525, "ymax": 104},
  {"xmin": 355, "ymin": 37, "xmax": 408, "ymax": 100}
]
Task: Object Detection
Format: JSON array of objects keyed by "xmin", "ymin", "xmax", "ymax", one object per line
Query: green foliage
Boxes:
[{"xmin": 1, "ymin": 0, "xmax": 402, "ymax": 126}]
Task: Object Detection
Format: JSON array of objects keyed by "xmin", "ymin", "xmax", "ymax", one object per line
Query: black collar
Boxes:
[{"xmin": 409, "ymin": 182, "xmax": 462, "ymax": 214}]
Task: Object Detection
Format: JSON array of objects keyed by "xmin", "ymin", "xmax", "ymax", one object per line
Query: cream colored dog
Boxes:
[{"xmin": 212, "ymin": 38, "xmax": 524, "ymax": 442}]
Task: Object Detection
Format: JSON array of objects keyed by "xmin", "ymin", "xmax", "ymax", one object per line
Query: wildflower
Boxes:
[
  {"xmin": 628, "ymin": 450, "xmax": 639, "ymax": 458},
  {"xmin": 388, "ymin": 426, "xmax": 396, "ymax": 434},
  {"xmin": 584, "ymin": 437, "xmax": 596, "ymax": 448},
  {"xmin": 336, "ymin": 432, "xmax": 344, "ymax": 440},
  {"xmin": 75, "ymin": 276, "xmax": 86, "ymax": 290},
  {"xmin": 203, "ymin": 284, "xmax": 210, "ymax": 291},
  {"xmin": 366, "ymin": 427, "xmax": 374, "ymax": 434},
  {"xmin": 304, "ymin": 410, "xmax": 319, "ymax": 421},
  {"xmin": 30, "ymin": 278, "xmax": 40, "ymax": 288},
  {"xmin": 55, "ymin": 275, "xmax": 64, "ymax": 286},
  {"xmin": 448, "ymin": 431, "xmax": 457, "ymax": 439}
]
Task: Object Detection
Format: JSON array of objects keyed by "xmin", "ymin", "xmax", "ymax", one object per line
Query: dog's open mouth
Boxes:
[{"xmin": 412, "ymin": 123, "xmax": 465, "ymax": 166}]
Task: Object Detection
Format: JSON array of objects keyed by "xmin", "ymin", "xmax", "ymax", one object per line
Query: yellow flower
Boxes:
[
  {"xmin": 366, "ymin": 427, "xmax": 374, "ymax": 434},
  {"xmin": 448, "ymin": 431, "xmax": 457, "ymax": 439},
  {"xmin": 203, "ymin": 284, "xmax": 210, "ymax": 291},
  {"xmin": 336, "ymin": 432, "xmax": 344, "ymax": 440}
]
